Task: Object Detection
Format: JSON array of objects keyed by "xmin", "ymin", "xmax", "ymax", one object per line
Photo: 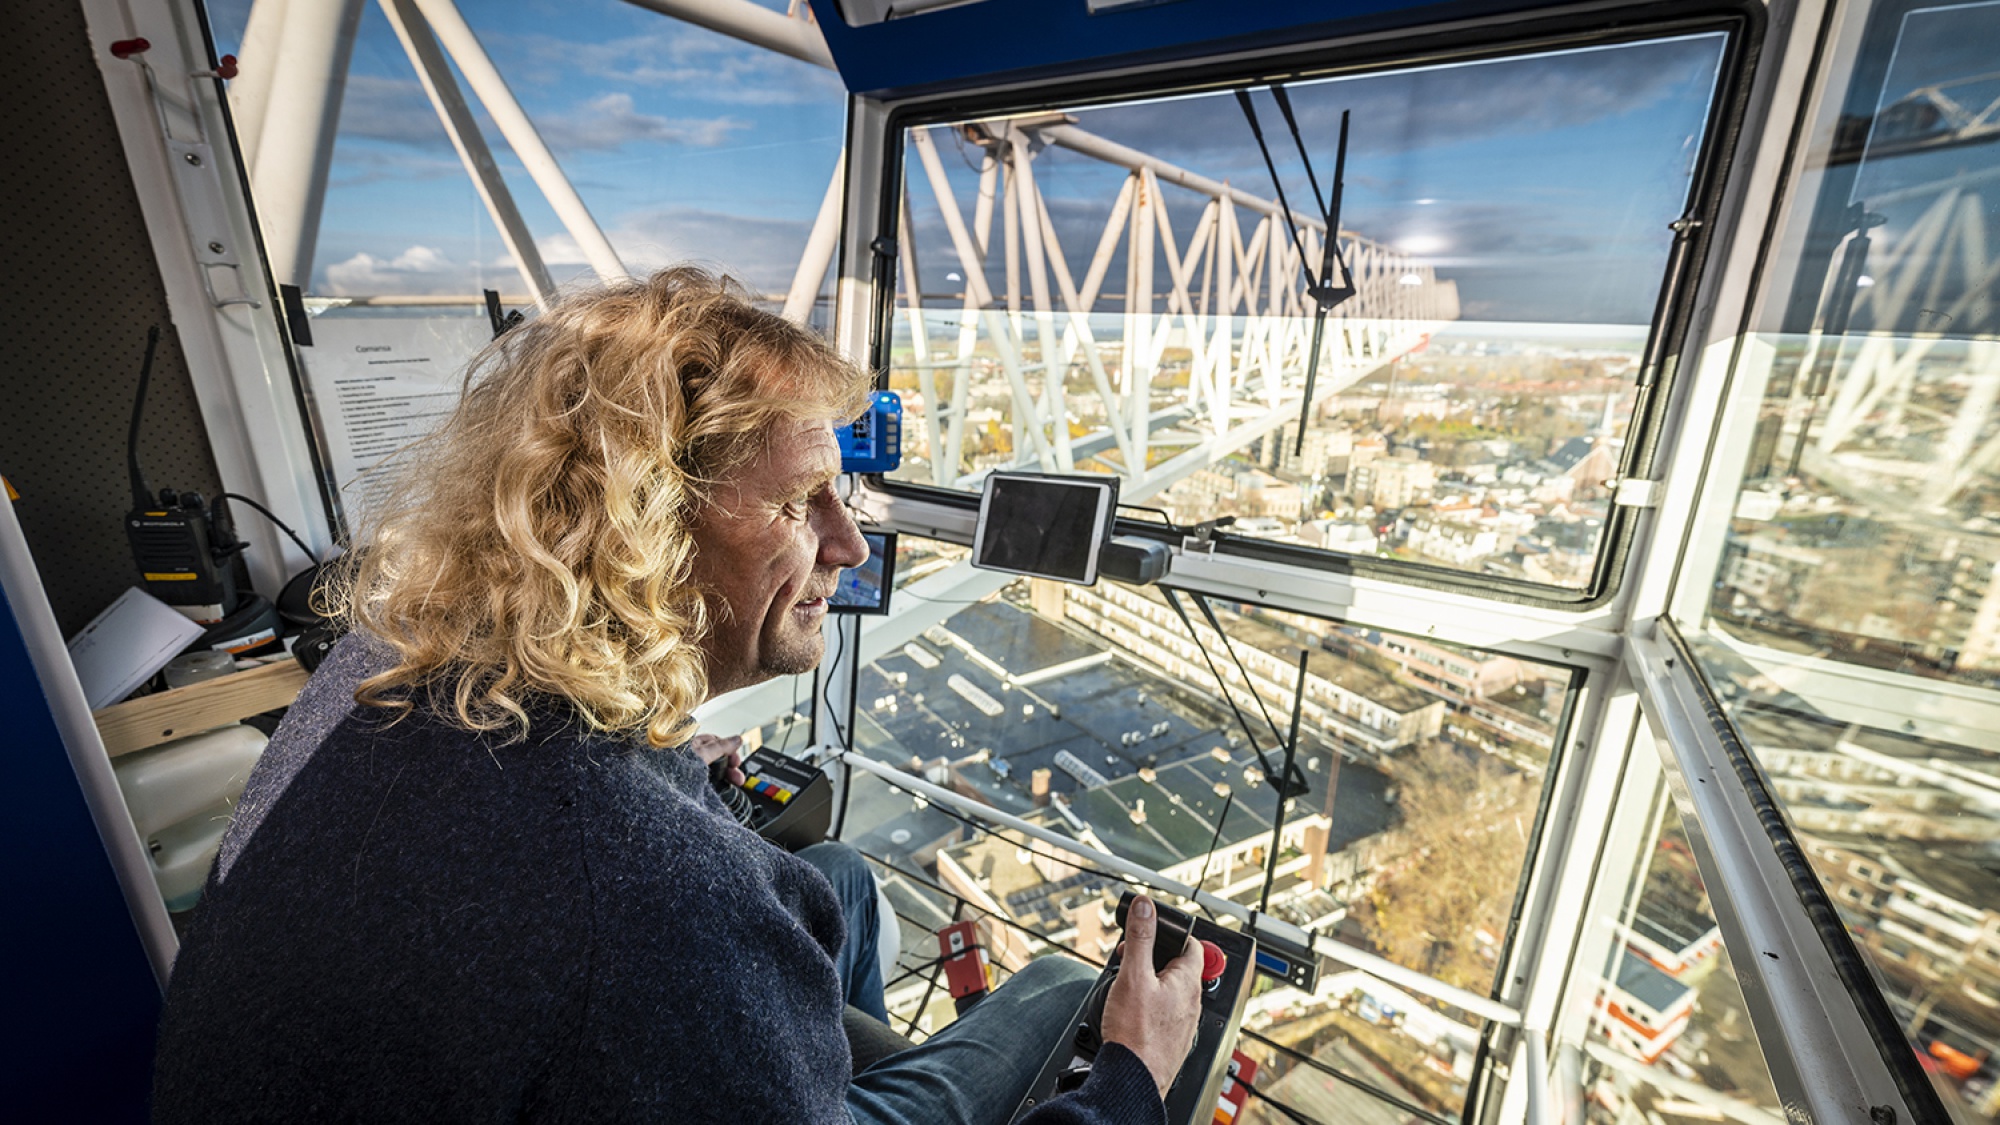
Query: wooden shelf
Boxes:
[{"xmin": 93, "ymin": 659, "xmax": 311, "ymax": 758}]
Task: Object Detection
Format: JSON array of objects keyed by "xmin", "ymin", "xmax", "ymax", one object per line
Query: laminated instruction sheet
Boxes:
[{"xmin": 295, "ymin": 312, "xmax": 493, "ymax": 534}]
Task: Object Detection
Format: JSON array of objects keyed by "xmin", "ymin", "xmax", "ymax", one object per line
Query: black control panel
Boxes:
[
  {"xmin": 712, "ymin": 747, "xmax": 834, "ymax": 852},
  {"xmin": 1012, "ymin": 894, "xmax": 1256, "ymax": 1124}
]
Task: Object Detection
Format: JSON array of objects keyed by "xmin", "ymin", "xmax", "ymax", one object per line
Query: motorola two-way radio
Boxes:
[{"xmin": 124, "ymin": 327, "xmax": 244, "ymax": 623}]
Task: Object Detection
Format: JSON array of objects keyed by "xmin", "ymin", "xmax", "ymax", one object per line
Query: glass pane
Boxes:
[
  {"xmin": 1683, "ymin": 0, "xmax": 2000, "ymax": 1114},
  {"xmin": 1709, "ymin": 0, "xmax": 2000, "ymax": 684},
  {"xmin": 887, "ymin": 34, "xmax": 1727, "ymax": 592},
  {"xmin": 205, "ymin": 0, "xmax": 843, "ymax": 312},
  {"xmin": 837, "ymin": 539, "xmax": 1578, "ymax": 1114},
  {"xmin": 1574, "ymin": 784, "xmax": 1784, "ymax": 1124}
]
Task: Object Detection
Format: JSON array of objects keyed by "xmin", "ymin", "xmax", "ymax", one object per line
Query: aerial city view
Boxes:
[
  {"xmin": 746, "ymin": 528, "xmax": 1810, "ymax": 1122},
  {"xmin": 759, "ymin": 547, "xmax": 1563, "ymax": 1120},
  {"xmin": 884, "ymin": 317, "xmax": 1644, "ymax": 593}
]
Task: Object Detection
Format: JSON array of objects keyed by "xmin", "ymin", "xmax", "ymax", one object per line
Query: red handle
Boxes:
[{"xmin": 1200, "ymin": 939, "xmax": 1226, "ymax": 983}]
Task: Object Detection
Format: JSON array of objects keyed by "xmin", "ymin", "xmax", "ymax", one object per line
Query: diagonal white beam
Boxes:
[
  {"xmin": 412, "ymin": 0, "xmax": 629, "ymax": 282},
  {"xmin": 380, "ymin": 0, "xmax": 555, "ymax": 305}
]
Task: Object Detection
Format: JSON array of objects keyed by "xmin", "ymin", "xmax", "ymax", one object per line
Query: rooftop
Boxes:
[{"xmin": 1614, "ymin": 950, "xmax": 1694, "ymax": 1014}]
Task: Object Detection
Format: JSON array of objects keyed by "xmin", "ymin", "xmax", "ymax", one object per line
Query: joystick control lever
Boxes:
[{"xmin": 1012, "ymin": 893, "xmax": 1259, "ymax": 1124}]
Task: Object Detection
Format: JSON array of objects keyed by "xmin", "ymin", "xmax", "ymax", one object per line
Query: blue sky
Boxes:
[
  {"xmin": 207, "ymin": 3, "xmax": 1723, "ymax": 323},
  {"xmin": 209, "ymin": 0, "xmax": 845, "ymax": 296}
]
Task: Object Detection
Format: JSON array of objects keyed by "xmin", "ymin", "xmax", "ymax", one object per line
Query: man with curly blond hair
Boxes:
[{"xmin": 152, "ymin": 268, "xmax": 1201, "ymax": 1124}]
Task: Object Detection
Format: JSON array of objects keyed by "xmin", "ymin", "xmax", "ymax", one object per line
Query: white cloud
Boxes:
[
  {"xmin": 499, "ymin": 26, "xmax": 845, "ymax": 106},
  {"xmin": 609, "ymin": 206, "xmax": 815, "ymax": 294},
  {"xmin": 318, "ymin": 203, "xmax": 820, "ymax": 300},
  {"xmin": 540, "ymin": 94, "xmax": 747, "ymax": 153},
  {"xmin": 323, "ymin": 245, "xmax": 488, "ymax": 295}
]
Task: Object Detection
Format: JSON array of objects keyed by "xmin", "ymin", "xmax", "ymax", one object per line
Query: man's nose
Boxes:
[{"xmin": 816, "ymin": 494, "xmax": 870, "ymax": 569}]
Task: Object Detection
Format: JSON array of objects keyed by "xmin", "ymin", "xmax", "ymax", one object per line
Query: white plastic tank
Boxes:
[{"xmin": 111, "ymin": 723, "xmax": 266, "ymax": 911}]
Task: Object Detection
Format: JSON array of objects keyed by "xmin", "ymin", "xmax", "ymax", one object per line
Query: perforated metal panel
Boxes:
[{"xmin": 0, "ymin": 4, "xmax": 225, "ymax": 637}]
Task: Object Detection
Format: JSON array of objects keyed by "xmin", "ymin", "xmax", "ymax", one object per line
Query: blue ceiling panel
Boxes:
[{"xmin": 807, "ymin": 0, "xmax": 1568, "ymax": 98}]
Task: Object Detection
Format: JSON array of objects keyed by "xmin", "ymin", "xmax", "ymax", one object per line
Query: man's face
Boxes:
[{"xmin": 688, "ymin": 415, "xmax": 869, "ymax": 698}]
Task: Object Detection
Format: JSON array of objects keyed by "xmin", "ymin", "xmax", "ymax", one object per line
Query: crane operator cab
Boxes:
[{"xmin": 8, "ymin": 0, "xmax": 1999, "ymax": 1121}]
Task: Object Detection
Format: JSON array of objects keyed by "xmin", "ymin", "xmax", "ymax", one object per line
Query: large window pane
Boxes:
[
  {"xmin": 1686, "ymin": 0, "xmax": 2000, "ymax": 1115},
  {"xmin": 835, "ymin": 540, "xmax": 1577, "ymax": 1115},
  {"xmin": 885, "ymin": 34, "xmax": 1727, "ymax": 594},
  {"xmin": 1568, "ymin": 770, "xmax": 1784, "ymax": 1125},
  {"xmin": 206, "ymin": 0, "xmax": 843, "ymax": 303}
]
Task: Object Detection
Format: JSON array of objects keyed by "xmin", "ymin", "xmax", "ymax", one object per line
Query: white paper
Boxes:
[
  {"xmin": 297, "ymin": 314, "xmax": 494, "ymax": 533},
  {"xmin": 67, "ymin": 587, "xmax": 206, "ymax": 710}
]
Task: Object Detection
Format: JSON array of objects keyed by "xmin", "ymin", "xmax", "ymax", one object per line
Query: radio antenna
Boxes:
[
  {"xmin": 1259, "ymin": 649, "xmax": 1312, "ymax": 915},
  {"xmin": 1190, "ymin": 788, "xmax": 1234, "ymax": 921},
  {"xmin": 127, "ymin": 326, "xmax": 162, "ymax": 510}
]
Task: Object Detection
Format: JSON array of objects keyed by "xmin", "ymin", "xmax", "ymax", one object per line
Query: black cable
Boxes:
[
  {"xmin": 1267, "ymin": 85, "xmax": 1326, "ymax": 221},
  {"xmin": 826, "ymin": 621, "xmax": 857, "ymax": 840},
  {"xmin": 126, "ymin": 326, "xmax": 162, "ymax": 510},
  {"xmin": 1189, "ymin": 789, "xmax": 1234, "ymax": 921},
  {"xmin": 1114, "ymin": 502, "xmax": 1183, "ymax": 534},
  {"xmin": 1234, "ymin": 89, "xmax": 1315, "ymax": 291},
  {"xmin": 824, "ymin": 621, "xmax": 852, "ymax": 749},
  {"xmin": 1260, "ymin": 650, "xmax": 1309, "ymax": 917},
  {"xmin": 903, "ymin": 899, "xmax": 962, "ymax": 1039},
  {"xmin": 1235, "ymin": 1028, "xmax": 1455, "ymax": 1125},
  {"xmin": 883, "ymin": 954, "xmax": 948, "ymax": 992},
  {"xmin": 1192, "ymin": 593, "xmax": 1291, "ymax": 757},
  {"xmin": 1157, "ymin": 587, "xmax": 1290, "ymax": 788},
  {"xmin": 219, "ymin": 492, "xmax": 320, "ymax": 566}
]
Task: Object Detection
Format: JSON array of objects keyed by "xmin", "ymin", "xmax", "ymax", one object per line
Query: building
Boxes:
[
  {"xmin": 1406, "ymin": 514, "xmax": 1503, "ymax": 567},
  {"xmin": 1168, "ymin": 459, "xmax": 1307, "ymax": 525},
  {"xmin": 1062, "ymin": 583, "xmax": 1446, "ymax": 757},
  {"xmin": 1349, "ymin": 453, "xmax": 1437, "ymax": 510},
  {"xmin": 1328, "ymin": 627, "xmax": 1525, "ymax": 704},
  {"xmin": 1597, "ymin": 951, "xmax": 1697, "ymax": 1063}
]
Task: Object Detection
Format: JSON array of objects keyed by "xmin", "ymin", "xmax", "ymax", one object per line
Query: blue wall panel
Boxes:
[{"xmin": 0, "ymin": 585, "xmax": 160, "ymax": 1121}]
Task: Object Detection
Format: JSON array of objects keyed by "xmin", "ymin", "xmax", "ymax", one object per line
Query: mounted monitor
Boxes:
[
  {"xmin": 972, "ymin": 473, "xmax": 1119, "ymax": 586},
  {"xmin": 830, "ymin": 531, "xmax": 897, "ymax": 614}
]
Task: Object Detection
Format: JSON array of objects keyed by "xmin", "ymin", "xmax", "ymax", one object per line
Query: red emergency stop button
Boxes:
[{"xmin": 1201, "ymin": 940, "xmax": 1226, "ymax": 991}]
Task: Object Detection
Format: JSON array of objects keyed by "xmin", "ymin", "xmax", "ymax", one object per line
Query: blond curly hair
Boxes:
[{"xmin": 331, "ymin": 267, "xmax": 871, "ymax": 747}]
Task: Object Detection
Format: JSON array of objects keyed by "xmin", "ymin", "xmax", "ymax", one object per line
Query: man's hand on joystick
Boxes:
[
  {"xmin": 1099, "ymin": 895, "xmax": 1205, "ymax": 1099},
  {"xmin": 692, "ymin": 733, "xmax": 746, "ymax": 786}
]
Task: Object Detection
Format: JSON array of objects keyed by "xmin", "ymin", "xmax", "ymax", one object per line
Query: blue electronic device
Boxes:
[{"xmin": 839, "ymin": 390, "xmax": 902, "ymax": 474}]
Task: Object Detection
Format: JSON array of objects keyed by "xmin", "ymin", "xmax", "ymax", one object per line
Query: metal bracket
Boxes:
[
  {"xmin": 1613, "ymin": 477, "xmax": 1663, "ymax": 508},
  {"xmin": 117, "ymin": 48, "xmax": 262, "ymax": 310},
  {"xmin": 1181, "ymin": 515, "xmax": 1234, "ymax": 555}
]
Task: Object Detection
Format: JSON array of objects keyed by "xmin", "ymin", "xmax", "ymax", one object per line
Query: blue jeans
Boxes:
[
  {"xmin": 797, "ymin": 842, "xmax": 891, "ymax": 1022},
  {"xmin": 795, "ymin": 844, "xmax": 1101, "ymax": 1125}
]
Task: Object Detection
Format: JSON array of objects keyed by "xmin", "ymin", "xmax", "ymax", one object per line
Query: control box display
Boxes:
[
  {"xmin": 830, "ymin": 530, "xmax": 896, "ymax": 615},
  {"xmin": 716, "ymin": 747, "xmax": 833, "ymax": 852}
]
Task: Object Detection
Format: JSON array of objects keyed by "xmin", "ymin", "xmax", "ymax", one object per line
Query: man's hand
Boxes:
[
  {"xmin": 1098, "ymin": 896, "xmax": 1203, "ymax": 1099},
  {"xmin": 690, "ymin": 733, "xmax": 745, "ymax": 786}
]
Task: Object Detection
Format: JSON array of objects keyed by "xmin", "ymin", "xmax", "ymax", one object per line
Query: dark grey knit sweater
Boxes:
[{"xmin": 152, "ymin": 636, "xmax": 1162, "ymax": 1124}]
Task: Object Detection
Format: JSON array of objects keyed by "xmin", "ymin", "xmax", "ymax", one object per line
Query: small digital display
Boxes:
[
  {"xmin": 830, "ymin": 531, "xmax": 897, "ymax": 615},
  {"xmin": 972, "ymin": 474, "xmax": 1119, "ymax": 585}
]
